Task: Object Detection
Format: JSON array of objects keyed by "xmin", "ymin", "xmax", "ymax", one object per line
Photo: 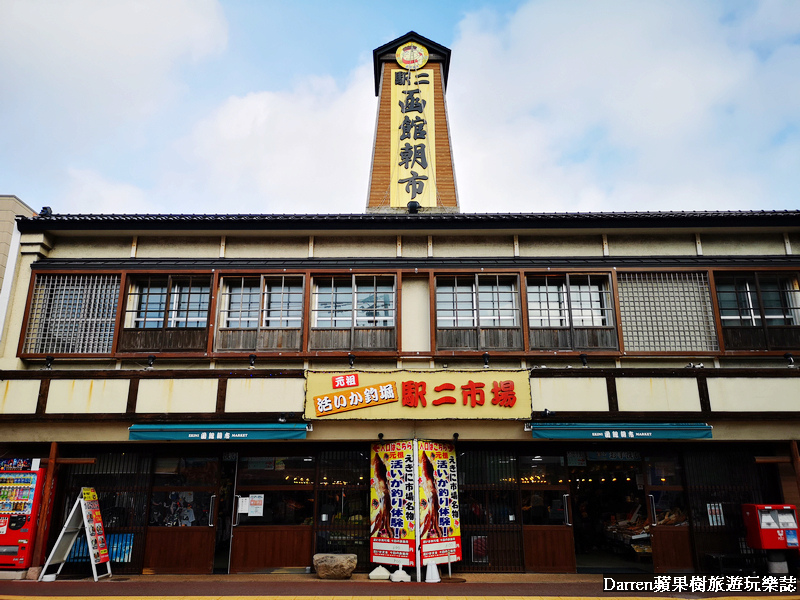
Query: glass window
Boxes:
[
  {"xmin": 527, "ymin": 274, "xmax": 612, "ymax": 328},
  {"xmin": 437, "ymin": 275, "xmax": 519, "ymax": 328},
  {"xmin": 569, "ymin": 274, "xmax": 612, "ymax": 327},
  {"xmin": 23, "ymin": 273, "xmax": 120, "ymax": 354},
  {"xmin": 169, "ymin": 279, "xmax": 211, "ymax": 328},
  {"xmin": 152, "ymin": 457, "xmax": 219, "ymax": 487},
  {"xmin": 527, "ymin": 276, "xmax": 568, "ymax": 327},
  {"xmin": 318, "ymin": 490, "xmax": 368, "ymax": 526},
  {"xmin": 318, "ymin": 451, "xmax": 369, "ymax": 487},
  {"xmin": 236, "ymin": 456, "xmax": 315, "ymax": 486},
  {"xmin": 717, "ymin": 273, "xmax": 800, "ymax": 327},
  {"xmin": 149, "ymin": 490, "xmax": 212, "ymax": 527},
  {"xmin": 650, "ymin": 490, "xmax": 688, "ymax": 526},
  {"xmin": 237, "ymin": 491, "xmax": 314, "ymax": 526},
  {"xmin": 355, "ymin": 276, "xmax": 395, "ymax": 327},
  {"xmin": 477, "ymin": 276, "xmax": 519, "ymax": 327},
  {"xmin": 313, "ymin": 277, "xmax": 353, "ymax": 328},
  {"xmin": 125, "ymin": 276, "xmax": 210, "ymax": 330},
  {"xmin": 220, "ymin": 277, "xmax": 261, "ymax": 328},
  {"xmin": 521, "ymin": 491, "xmax": 567, "ymax": 525},
  {"xmin": 312, "ymin": 276, "xmax": 395, "ymax": 329},
  {"xmin": 263, "ymin": 277, "xmax": 304, "ymax": 328},
  {"xmin": 519, "ymin": 456, "xmax": 567, "ymax": 486},
  {"xmin": 646, "ymin": 456, "xmax": 683, "ymax": 487},
  {"xmin": 436, "ymin": 276, "xmax": 477, "ymax": 328}
]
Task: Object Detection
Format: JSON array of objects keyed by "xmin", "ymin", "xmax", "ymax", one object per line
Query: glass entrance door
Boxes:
[
  {"xmin": 569, "ymin": 458, "xmax": 653, "ymax": 573},
  {"xmin": 227, "ymin": 454, "xmax": 316, "ymax": 573},
  {"xmin": 212, "ymin": 453, "xmax": 238, "ymax": 573}
]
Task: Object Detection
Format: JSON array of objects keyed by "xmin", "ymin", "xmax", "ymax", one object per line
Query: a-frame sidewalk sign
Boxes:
[{"xmin": 39, "ymin": 487, "xmax": 112, "ymax": 582}]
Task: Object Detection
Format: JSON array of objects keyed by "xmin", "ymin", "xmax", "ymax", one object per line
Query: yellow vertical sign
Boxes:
[
  {"xmin": 390, "ymin": 69, "xmax": 436, "ymax": 208},
  {"xmin": 370, "ymin": 441, "xmax": 416, "ymax": 566}
]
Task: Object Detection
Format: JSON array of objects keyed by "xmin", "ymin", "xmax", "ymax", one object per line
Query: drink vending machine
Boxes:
[
  {"xmin": 742, "ymin": 504, "xmax": 799, "ymax": 550},
  {"xmin": 0, "ymin": 459, "xmax": 46, "ymax": 569}
]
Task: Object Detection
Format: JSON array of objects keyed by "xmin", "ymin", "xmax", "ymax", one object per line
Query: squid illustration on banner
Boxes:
[
  {"xmin": 369, "ymin": 439, "xmax": 462, "ymax": 567},
  {"xmin": 370, "ymin": 441, "xmax": 416, "ymax": 565},
  {"xmin": 417, "ymin": 441, "xmax": 462, "ymax": 564}
]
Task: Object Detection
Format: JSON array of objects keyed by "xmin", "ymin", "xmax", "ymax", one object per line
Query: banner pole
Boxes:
[{"xmin": 413, "ymin": 437, "xmax": 421, "ymax": 583}]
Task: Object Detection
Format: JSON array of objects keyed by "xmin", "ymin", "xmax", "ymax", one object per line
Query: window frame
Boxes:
[
  {"xmin": 435, "ymin": 273, "xmax": 523, "ymax": 351},
  {"xmin": 525, "ymin": 272, "xmax": 617, "ymax": 351},
  {"xmin": 309, "ymin": 274, "xmax": 397, "ymax": 351},
  {"xmin": 19, "ymin": 271, "xmax": 122, "ymax": 357},
  {"xmin": 714, "ymin": 271, "xmax": 800, "ymax": 351},
  {"xmin": 216, "ymin": 275, "xmax": 305, "ymax": 352},
  {"xmin": 118, "ymin": 274, "xmax": 212, "ymax": 354}
]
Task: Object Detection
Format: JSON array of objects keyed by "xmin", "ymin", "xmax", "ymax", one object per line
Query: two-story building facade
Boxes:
[{"xmin": 1, "ymin": 32, "xmax": 799, "ymax": 578}]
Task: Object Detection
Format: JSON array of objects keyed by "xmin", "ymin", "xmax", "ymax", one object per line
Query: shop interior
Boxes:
[{"xmin": 569, "ymin": 460, "xmax": 655, "ymax": 573}]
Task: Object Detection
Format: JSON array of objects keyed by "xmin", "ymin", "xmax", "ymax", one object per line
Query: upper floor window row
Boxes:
[{"xmin": 19, "ymin": 269, "xmax": 800, "ymax": 357}]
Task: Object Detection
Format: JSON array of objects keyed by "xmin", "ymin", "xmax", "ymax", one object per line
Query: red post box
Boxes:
[{"xmin": 742, "ymin": 504, "xmax": 799, "ymax": 550}]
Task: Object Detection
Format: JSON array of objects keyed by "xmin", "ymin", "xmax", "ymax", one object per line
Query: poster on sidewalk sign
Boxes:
[
  {"xmin": 81, "ymin": 488, "xmax": 110, "ymax": 566},
  {"xmin": 369, "ymin": 439, "xmax": 462, "ymax": 569},
  {"xmin": 39, "ymin": 487, "xmax": 112, "ymax": 582}
]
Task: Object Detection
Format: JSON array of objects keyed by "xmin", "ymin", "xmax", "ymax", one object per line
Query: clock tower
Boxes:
[{"xmin": 367, "ymin": 32, "xmax": 459, "ymax": 213}]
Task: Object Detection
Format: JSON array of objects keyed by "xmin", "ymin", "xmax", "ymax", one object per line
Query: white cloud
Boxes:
[
  {"xmin": 5, "ymin": 0, "xmax": 798, "ymax": 216},
  {"xmin": 64, "ymin": 168, "xmax": 160, "ymax": 214},
  {"xmin": 0, "ymin": 0, "xmax": 227, "ymax": 152},
  {"xmin": 161, "ymin": 63, "xmax": 375, "ymax": 213},
  {"xmin": 448, "ymin": 0, "xmax": 800, "ymax": 213}
]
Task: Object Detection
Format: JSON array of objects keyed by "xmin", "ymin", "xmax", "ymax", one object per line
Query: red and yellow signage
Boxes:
[
  {"xmin": 81, "ymin": 487, "xmax": 109, "ymax": 565},
  {"xmin": 418, "ymin": 441, "xmax": 462, "ymax": 564},
  {"xmin": 370, "ymin": 441, "xmax": 416, "ymax": 566},
  {"xmin": 306, "ymin": 370, "xmax": 531, "ymax": 420}
]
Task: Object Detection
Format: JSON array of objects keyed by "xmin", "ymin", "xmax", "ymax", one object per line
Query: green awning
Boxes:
[
  {"xmin": 530, "ymin": 423, "xmax": 712, "ymax": 440},
  {"xmin": 128, "ymin": 423, "xmax": 309, "ymax": 441}
]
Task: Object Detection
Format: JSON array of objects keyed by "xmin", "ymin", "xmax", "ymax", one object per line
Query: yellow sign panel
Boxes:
[
  {"xmin": 305, "ymin": 370, "xmax": 531, "ymax": 420},
  {"xmin": 390, "ymin": 69, "xmax": 436, "ymax": 208}
]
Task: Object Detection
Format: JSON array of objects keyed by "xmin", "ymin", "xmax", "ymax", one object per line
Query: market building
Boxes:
[{"xmin": 1, "ymin": 32, "xmax": 800, "ymax": 578}]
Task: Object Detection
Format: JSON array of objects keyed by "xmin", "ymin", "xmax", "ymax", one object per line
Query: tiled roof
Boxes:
[{"xmin": 16, "ymin": 210, "xmax": 800, "ymax": 233}]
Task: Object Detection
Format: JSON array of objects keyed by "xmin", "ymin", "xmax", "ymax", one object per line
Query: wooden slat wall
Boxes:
[
  {"xmin": 522, "ymin": 526, "xmax": 576, "ymax": 573},
  {"xmin": 229, "ymin": 526, "xmax": 313, "ymax": 572},
  {"xmin": 367, "ymin": 61, "xmax": 458, "ymax": 209}
]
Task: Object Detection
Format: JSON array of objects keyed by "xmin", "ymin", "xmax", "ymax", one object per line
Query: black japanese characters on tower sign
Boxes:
[
  {"xmin": 396, "ymin": 81, "xmax": 430, "ymax": 201},
  {"xmin": 391, "ymin": 45, "xmax": 435, "ymax": 208}
]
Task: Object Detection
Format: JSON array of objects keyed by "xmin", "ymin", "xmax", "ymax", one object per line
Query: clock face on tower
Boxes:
[{"xmin": 395, "ymin": 42, "xmax": 429, "ymax": 70}]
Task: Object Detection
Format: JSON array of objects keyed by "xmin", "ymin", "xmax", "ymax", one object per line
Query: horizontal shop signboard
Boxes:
[
  {"xmin": 306, "ymin": 370, "xmax": 532, "ymax": 420},
  {"xmin": 530, "ymin": 423, "xmax": 712, "ymax": 440},
  {"xmin": 128, "ymin": 423, "xmax": 308, "ymax": 441}
]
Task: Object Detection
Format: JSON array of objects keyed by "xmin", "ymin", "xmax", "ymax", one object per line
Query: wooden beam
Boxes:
[
  {"xmin": 755, "ymin": 456, "xmax": 791, "ymax": 464},
  {"xmin": 32, "ymin": 442, "xmax": 57, "ymax": 567},
  {"xmin": 791, "ymin": 441, "xmax": 800, "ymax": 501},
  {"xmin": 39, "ymin": 458, "xmax": 96, "ymax": 465}
]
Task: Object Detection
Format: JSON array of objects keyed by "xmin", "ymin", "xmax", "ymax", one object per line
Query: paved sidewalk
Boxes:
[{"xmin": 0, "ymin": 573, "xmax": 796, "ymax": 599}]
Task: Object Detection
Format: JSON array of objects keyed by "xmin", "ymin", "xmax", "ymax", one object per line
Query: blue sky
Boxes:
[{"xmin": 0, "ymin": 0, "xmax": 798, "ymax": 215}]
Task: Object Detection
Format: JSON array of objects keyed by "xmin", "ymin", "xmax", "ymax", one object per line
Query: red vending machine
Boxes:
[
  {"xmin": 0, "ymin": 459, "xmax": 46, "ymax": 569},
  {"xmin": 742, "ymin": 504, "xmax": 799, "ymax": 550}
]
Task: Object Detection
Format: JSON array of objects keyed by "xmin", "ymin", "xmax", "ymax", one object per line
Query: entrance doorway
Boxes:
[{"xmin": 569, "ymin": 459, "xmax": 653, "ymax": 573}]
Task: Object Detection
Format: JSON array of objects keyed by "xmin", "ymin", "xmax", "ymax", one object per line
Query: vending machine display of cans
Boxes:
[
  {"xmin": 742, "ymin": 504, "xmax": 799, "ymax": 550},
  {"xmin": 0, "ymin": 467, "xmax": 46, "ymax": 569}
]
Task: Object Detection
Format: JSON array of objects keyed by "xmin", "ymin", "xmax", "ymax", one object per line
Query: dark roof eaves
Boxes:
[{"xmin": 16, "ymin": 211, "xmax": 800, "ymax": 234}]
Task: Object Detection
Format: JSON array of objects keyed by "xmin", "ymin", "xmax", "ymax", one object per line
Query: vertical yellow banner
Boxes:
[
  {"xmin": 370, "ymin": 441, "xmax": 416, "ymax": 566},
  {"xmin": 417, "ymin": 441, "xmax": 462, "ymax": 564},
  {"xmin": 390, "ymin": 69, "xmax": 436, "ymax": 208}
]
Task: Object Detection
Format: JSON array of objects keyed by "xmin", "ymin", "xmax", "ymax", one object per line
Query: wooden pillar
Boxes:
[
  {"xmin": 791, "ymin": 440, "xmax": 800, "ymax": 501},
  {"xmin": 32, "ymin": 441, "xmax": 58, "ymax": 567}
]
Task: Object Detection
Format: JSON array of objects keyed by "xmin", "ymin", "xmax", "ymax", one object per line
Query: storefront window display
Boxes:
[{"xmin": 149, "ymin": 457, "xmax": 218, "ymax": 527}]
